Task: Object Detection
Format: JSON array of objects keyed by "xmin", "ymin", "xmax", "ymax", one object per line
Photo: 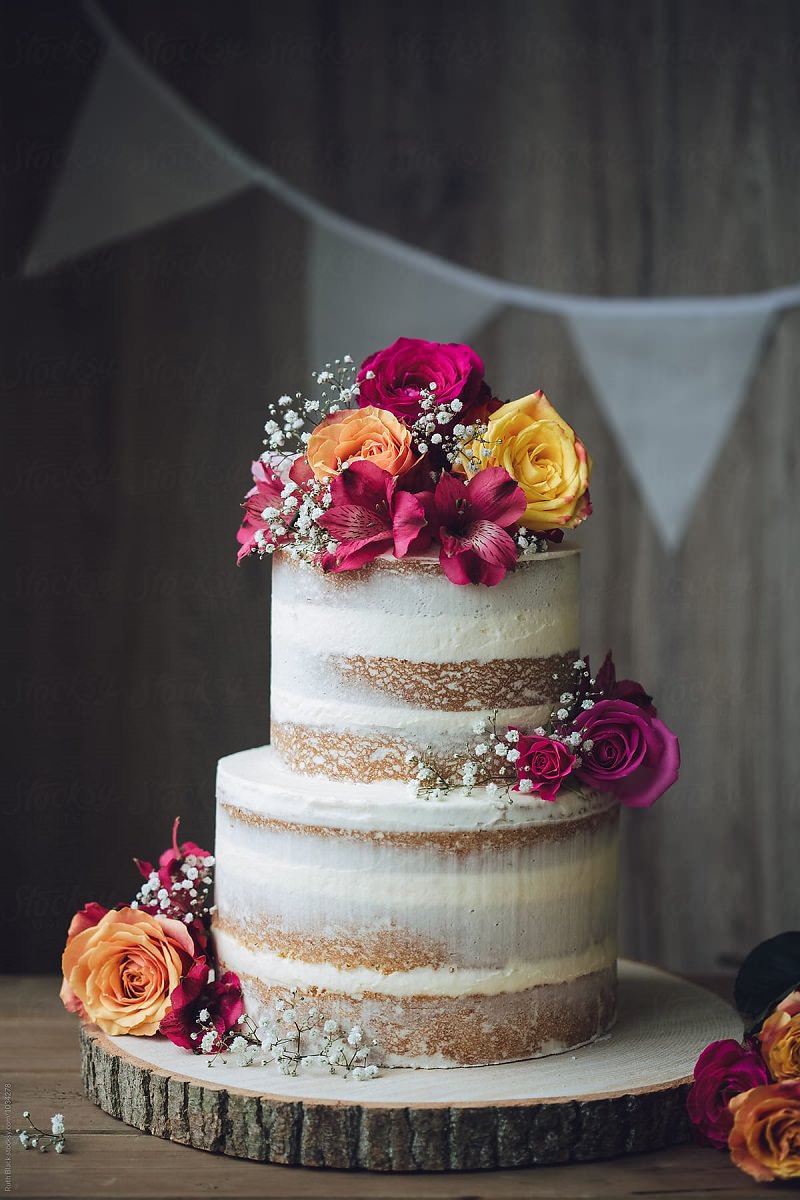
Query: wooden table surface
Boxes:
[{"xmin": 2, "ymin": 974, "xmax": 767, "ymax": 1199}]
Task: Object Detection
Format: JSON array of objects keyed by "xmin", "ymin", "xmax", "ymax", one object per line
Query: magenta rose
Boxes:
[
  {"xmin": 572, "ymin": 698, "xmax": 680, "ymax": 807},
  {"xmin": 687, "ymin": 1039, "xmax": 770, "ymax": 1148},
  {"xmin": 159, "ymin": 957, "xmax": 245, "ymax": 1053},
  {"xmin": 356, "ymin": 337, "xmax": 496, "ymax": 427},
  {"xmin": 514, "ymin": 734, "xmax": 576, "ymax": 801}
]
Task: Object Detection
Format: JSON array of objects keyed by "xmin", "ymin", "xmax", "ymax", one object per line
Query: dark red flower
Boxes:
[
  {"xmin": 513, "ymin": 733, "xmax": 576, "ymax": 800},
  {"xmin": 159, "ymin": 957, "xmax": 245, "ymax": 1053},
  {"xmin": 319, "ymin": 460, "xmax": 430, "ymax": 573},
  {"xmin": 356, "ymin": 337, "xmax": 497, "ymax": 428},
  {"xmin": 687, "ymin": 1039, "xmax": 770, "ymax": 1148},
  {"xmin": 421, "ymin": 467, "xmax": 526, "ymax": 586},
  {"xmin": 595, "ymin": 651, "xmax": 656, "ymax": 716}
]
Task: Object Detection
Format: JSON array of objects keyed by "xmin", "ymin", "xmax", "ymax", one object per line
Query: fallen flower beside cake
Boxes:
[{"xmin": 62, "ymin": 338, "xmax": 680, "ymax": 1075}]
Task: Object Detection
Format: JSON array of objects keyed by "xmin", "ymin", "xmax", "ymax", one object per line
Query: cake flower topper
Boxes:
[{"xmin": 236, "ymin": 338, "xmax": 592, "ymax": 586}]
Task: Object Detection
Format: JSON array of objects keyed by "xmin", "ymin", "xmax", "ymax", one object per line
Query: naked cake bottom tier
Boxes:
[{"xmin": 212, "ymin": 746, "xmax": 620, "ymax": 1068}]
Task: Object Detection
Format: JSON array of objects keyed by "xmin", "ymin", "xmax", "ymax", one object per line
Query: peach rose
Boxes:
[
  {"xmin": 306, "ymin": 405, "xmax": 416, "ymax": 481},
  {"xmin": 61, "ymin": 907, "xmax": 194, "ymax": 1036},
  {"xmin": 728, "ymin": 1081, "xmax": 800, "ymax": 1182},
  {"xmin": 463, "ymin": 391, "xmax": 591, "ymax": 532},
  {"xmin": 759, "ymin": 991, "xmax": 800, "ymax": 1081}
]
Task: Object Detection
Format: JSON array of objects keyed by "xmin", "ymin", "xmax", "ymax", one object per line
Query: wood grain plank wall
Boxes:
[{"xmin": 4, "ymin": 0, "xmax": 799, "ymax": 973}]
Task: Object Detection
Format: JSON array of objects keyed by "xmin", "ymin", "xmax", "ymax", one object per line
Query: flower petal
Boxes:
[
  {"xmin": 466, "ymin": 466, "xmax": 527, "ymax": 526},
  {"xmin": 390, "ymin": 490, "xmax": 429, "ymax": 558},
  {"xmin": 465, "ymin": 520, "xmax": 518, "ymax": 568}
]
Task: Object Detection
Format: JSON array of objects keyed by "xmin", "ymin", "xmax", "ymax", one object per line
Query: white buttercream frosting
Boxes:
[
  {"xmin": 213, "ymin": 927, "xmax": 616, "ymax": 999},
  {"xmin": 217, "ymin": 745, "xmax": 614, "ymax": 833}
]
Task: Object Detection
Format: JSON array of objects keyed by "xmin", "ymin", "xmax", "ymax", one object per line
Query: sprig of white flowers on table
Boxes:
[
  {"xmin": 16, "ymin": 1111, "xmax": 66, "ymax": 1154},
  {"xmin": 198, "ymin": 989, "xmax": 380, "ymax": 1080}
]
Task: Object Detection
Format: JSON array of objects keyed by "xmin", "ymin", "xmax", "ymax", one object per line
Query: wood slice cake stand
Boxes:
[{"xmin": 79, "ymin": 961, "xmax": 741, "ymax": 1172}]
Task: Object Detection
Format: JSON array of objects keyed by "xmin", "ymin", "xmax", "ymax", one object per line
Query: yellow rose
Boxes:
[
  {"xmin": 306, "ymin": 405, "xmax": 416, "ymax": 481},
  {"xmin": 60, "ymin": 907, "xmax": 194, "ymax": 1036},
  {"xmin": 463, "ymin": 391, "xmax": 591, "ymax": 532},
  {"xmin": 759, "ymin": 991, "xmax": 800, "ymax": 1081}
]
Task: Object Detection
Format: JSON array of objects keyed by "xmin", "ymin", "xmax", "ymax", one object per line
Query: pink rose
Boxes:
[
  {"xmin": 356, "ymin": 337, "xmax": 496, "ymax": 427},
  {"xmin": 159, "ymin": 957, "xmax": 244, "ymax": 1053},
  {"xmin": 513, "ymin": 734, "xmax": 576, "ymax": 801},
  {"xmin": 573, "ymin": 698, "xmax": 680, "ymax": 808},
  {"xmin": 687, "ymin": 1039, "xmax": 770, "ymax": 1148}
]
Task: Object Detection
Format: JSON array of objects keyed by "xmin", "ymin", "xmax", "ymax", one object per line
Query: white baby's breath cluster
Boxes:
[
  {"xmin": 537, "ymin": 657, "xmax": 600, "ymax": 767},
  {"xmin": 201, "ymin": 989, "xmax": 380, "ymax": 1080},
  {"xmin": 252, "ymin": 472, "xmax": 333, "ymax": 564},
  {"xmin": 402, "ymin": 714, "xmax": 520, "ymax": 804},
  {"xmin": 408, "ymin": 388, "xmax": 497, "ymax": 471},
  {"xmin": 132, "ymin": 854, "xmax": 215, "ymax": 920},
  {"xmin": 131, "ymin": 851, "xmax": 216, "ymax": 926},
  {"xmin": 403, "ymin": 747, "xmax": 451, "ymax": 801},
  {"xmin": 16, "ymin": 1111, "xmax": 66, "ymax": 1155},
  {"xmin": 262, "ymin": 357, "xmax": 359, "ymax": 456}
]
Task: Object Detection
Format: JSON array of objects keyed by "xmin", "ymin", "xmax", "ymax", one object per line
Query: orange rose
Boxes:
[
  {"xmin": 61, "ymin": 907, "xmax": 194, "ymax": 1036},
  {"xmin": 759, "ymin": 991, "xmax": 800, "ymax": 1081},
  {"xmin": 728, "ymin": 1081, "xmax": 800, "ymax": 1182},
  {"xmin": 306, "ymin": 405, "xmax": 416, "ymax": 481}
]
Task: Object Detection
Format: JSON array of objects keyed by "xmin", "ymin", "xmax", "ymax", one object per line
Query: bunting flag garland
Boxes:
[
  {"xmin": 21, "ymin": 0, "xmax": 800, "ymax": 548},
  {"xmin": 566, "ymin": 308, "xmax": 778, "ymax": 548},
  {"xmin": 23, "ymin": 40, "xmax": 253, "ymax": 278}
]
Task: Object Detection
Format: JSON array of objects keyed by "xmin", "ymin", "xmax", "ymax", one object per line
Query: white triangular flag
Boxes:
[
  {"xmin": 309, "ymin": 224, "xmax": 502, "ymax": 371},
  {"xmin": 567, "ymin": 308, "xmax": 776, "ymax": 548},
  {"xmin": 24, "ymin": 45, "xmax": 252, "ymax": 276}
]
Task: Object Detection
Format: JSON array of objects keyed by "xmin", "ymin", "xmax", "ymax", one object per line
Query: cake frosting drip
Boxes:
[{"xmin": 269, "ymin": 549, "xmax": 580, "ymax": 783}]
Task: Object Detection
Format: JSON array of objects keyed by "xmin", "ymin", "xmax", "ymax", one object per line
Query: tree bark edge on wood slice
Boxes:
[{"xmin": 79, "ymin": 1025, "xmax": 692, "ymax": 1171}]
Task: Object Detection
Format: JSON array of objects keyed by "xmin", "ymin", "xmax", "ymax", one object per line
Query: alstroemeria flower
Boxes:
[
  {"xmin": 319, "ymin": 460, "xmax": 430, "ymax": 573},
  {"xmin": 421, "ymin": 467, "xmax": 526, "ymax": 586},
  {"xmin": 159, "ymin": 957, "xmax": 244, "ymax": 1053},
  {"xmin": 236, "ymin": 459, "xmax": 286, "ymax": 563}
]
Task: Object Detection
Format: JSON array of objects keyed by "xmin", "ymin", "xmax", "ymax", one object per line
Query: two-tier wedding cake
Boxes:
[{"xmin": 213, "ymin": 337, "xmax": 680, "ymax": 1068}]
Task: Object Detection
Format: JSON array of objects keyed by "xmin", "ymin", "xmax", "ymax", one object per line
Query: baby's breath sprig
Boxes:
[
  {"xmin": 16, "ymin": 1111, "xmax": 66, "ymax": 1154},
  {"xmin": 262, "ymin": 357, "xmax": 359, "ymax": 457},
  {"xmin": 407, "ymin": 389, "xmax": 498, "ymax": 471},
  {"xmin": 252, "ymin": 474, "xmax": 333, "ymax": 565},
  {"xmin": 531, "ymin": 657, "xmax": 607, "ymax": 766},
  {"xmin": 462, "ymin": 713, "xmax": 520, "ymax": 799},
  {"xmin": 403, "ymin": 747, "xmax": 451, "ymax": 800},
  {"xmin": 199, "ymin": 990, "xmax": 380, "ymax": 1080},
  {"xmin": 131, "ymin": 851, "xmax": 216, "ymax": 927}
]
